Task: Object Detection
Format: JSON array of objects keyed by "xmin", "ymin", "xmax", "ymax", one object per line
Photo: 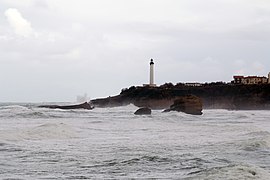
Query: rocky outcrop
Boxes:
[
  {"xmin": 38, "ymin": 102, "xmax": 93, "ymax": 110},
  {"xmin": 91, "ymin": 95, "xmax": 130, "ymax": 108},
  {"xmin": 133, "ymin": 98, "xmax": 174, "ymax": 110},
  {"xmin": 92, "ymin": 87, "xmax": 203, "ymax": 115},
  {"xmin": 92, "ymin": 86, "xmax": 181, "ymax": 109},
  {"xmin": 178, "ymin": 84, "xmax": 270, "ymax": 110},
  {"xmin": 134, "ymin": 107, "xmax": 152, "ymax": 115},
  {"xmin": 163, "ymin": 95, "xmax": 202, "ymax": 115},
  {"xmin": 92, "ymin": 84, "xmax": 270, "ymax": 110}
]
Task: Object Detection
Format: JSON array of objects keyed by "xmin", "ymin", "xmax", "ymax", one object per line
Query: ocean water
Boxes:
[{"xmin": 1, "ymin": 103, "xmax": 270, "ymax": 179}]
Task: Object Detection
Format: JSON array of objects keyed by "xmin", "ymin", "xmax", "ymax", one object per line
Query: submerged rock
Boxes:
[
  {"xmin": 134, "ymin": 107, "xmax": 152, "ymax": 115},
  {"xmin": 163, "ymin": 95, "xmax": 202, "ymax": 115}
]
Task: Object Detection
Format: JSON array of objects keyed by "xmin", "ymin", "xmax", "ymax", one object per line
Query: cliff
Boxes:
[
  {"xmin": 176, "ymin": 83, "xmax": 270, "ymax": 110},
  {"xmin": 92, "ymin": 84, "xmax": 270, "ymax": 110},
  {"xmin": 92, "ymin": 86, "xmax": 177, "ymax": 109},
  {"xmin": 163, "ymin": 95, "xmax": 203, "ymax": 115}
]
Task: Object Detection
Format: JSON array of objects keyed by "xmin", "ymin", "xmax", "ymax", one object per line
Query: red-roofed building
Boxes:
[
  {"xmin": 233, "ymin": 75, "xmax": 268, "ymax": 85},
  {"xmin": 233, "ymin": 76, "xmax": 244, "ymax": 84}
]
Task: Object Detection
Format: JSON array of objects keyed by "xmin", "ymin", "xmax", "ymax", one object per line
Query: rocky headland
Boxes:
[
  {"xmin": 91, "ymin": 85, "xmax": 204, "ymax": 115},
  {"xmin": 91, "ymin": 83, "xmax": 270, "ymax": 111}
]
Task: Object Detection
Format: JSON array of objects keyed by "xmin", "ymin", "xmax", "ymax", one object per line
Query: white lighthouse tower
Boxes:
[
  {"xmin": 143, "ymin": 59, "xmax": 157, "ymax": 87},
  {"xmin": 149, "ymin": 59, "xmax": 156, "ymax": 87}
]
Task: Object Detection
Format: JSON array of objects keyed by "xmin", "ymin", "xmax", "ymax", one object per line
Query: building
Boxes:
[
  {"xmin": 233, "ymin": 75, "xmax": 268, "ymax": 85},
  {"xmin": 143, "ymin": 59, "xmax": 156, "ymax": 87},
  {"xmin": 233, "ymin": 76, "xmax": 245, "ymax": 84},
  {"xmin": 185, "ymin": 83, "xmax": 203, "ymax": 87}
]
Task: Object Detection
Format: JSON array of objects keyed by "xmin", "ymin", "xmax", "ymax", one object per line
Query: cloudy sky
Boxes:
[{"xmin": 1, "ymin": 0, "xmax": 270, "ymax": 102}]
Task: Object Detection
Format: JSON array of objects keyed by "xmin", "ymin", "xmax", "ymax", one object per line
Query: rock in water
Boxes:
[
  {"xmin": 38, "ymin": 102, "xmax": 94, "ymax": 110},
  {"xmin": 164, "ymin": 95, "xmax": 203, "ymax": 115},
  {"xmin": 134, "ymin": 107, "xmax": 152, "ymax": 115}
]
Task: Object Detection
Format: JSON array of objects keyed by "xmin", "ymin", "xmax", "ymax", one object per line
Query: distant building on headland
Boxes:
[
  {"xmin": 184, "ymin": 82, "xmax": 203, "ymax": 87},
  {"xmin": 143, "ymin": 59, "xmax": 157, "ymax": 87},
  {"xmin": 140, "ymin": 59, "xmax": 270, "ymax": 87},
  {"xmin": 232, "ymin": 74, "xmax": 270, "ymax": 85}
]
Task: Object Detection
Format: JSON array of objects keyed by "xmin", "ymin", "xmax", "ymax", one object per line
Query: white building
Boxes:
[
  {"xmin": 185, "ymin": 83, "xmax": 203, "ymax": 87},
  {"xmin": 143, "ymin": 59, "xmax": 156, "ymax": 87},
  {"xmin": 233, "ymin": 75, "xmax": 268, "ymax": 85}
]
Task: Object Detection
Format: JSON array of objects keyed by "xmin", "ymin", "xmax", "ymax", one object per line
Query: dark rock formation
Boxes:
[
  {"xmin": 163, "ymin": 95, "xmax": 202, "ymax": 115},
  {"xmin": 134, "ymin": 107, "xmax": 152, "ymax": 115},
  {"xmin": 91, "ymin": 95, "xmax": 129, "ymax": 108},
  {"xmin": 92, "ymin": 87, "xmax": 203, "ymax": 115},
  {"xmin": 175, "ymin": 84, "xmax": 270, "ymax": 110},
  {"xmin": 92, "ymin": 84, "xmax": 270, "ymax": 110},
  {"xmin": 92, "ymin": 86, "xmax": 179, "ymax": 109},
  {"xmin": 38, "ymin": 102, "xmax": 93, "ymax": 110}
]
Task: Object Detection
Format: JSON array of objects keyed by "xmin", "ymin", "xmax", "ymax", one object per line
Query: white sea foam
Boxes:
[
  {"xmin": 0, "ymin": 123, "xmax": 76, "ymax": 141},
  {"xmin": 24, "ymin": 123, "xmax": 76, "ymax": 140},
  {"xmin": 1, "ymin": 105, "xmax": 270, "ymax": 179},
  {"xmin": 190, "ymin": 164, "xmax": 270, "ymax": 180}
]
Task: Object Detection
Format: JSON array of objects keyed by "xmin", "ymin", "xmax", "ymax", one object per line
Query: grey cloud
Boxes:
[{"xmin": 1, "ymin": 0, "xmax": 270, "ymax": 102}]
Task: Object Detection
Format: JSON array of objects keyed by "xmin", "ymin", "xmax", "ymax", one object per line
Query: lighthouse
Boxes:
[
  {"xmin": 149, "ymin": 59, "xmax": 156, "ymax": 87},
  {"xmin": 142, "ymin": 59, "xmax": 157, "ymax": 87}
]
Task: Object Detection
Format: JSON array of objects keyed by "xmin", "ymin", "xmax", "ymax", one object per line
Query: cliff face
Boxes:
[
  {"xmin": 91, "ymin": 95, "xmax": 129, "ymax": 108},
  {"xmin": 133, "ymin": 98, "xmax": 174, "ymax": 109},
  {"xmin": 92, "ymin": 84, "xmax": 270, "ymax": 110},
  {"xmin": 92, "ymin": 86, "xmax": 178, "ymax": 109},
  {"xmin": 184, "ymin": 84, "xmax": 270, "ymax": 110},
  {"xmin": 164, "ymin": 95, "xmax": 203, "ymax": 115}
]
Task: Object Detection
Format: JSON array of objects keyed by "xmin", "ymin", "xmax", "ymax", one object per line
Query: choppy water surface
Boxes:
[{"xmin": 1, "ymin": 103, "xmax": 270, "ymax": 179}]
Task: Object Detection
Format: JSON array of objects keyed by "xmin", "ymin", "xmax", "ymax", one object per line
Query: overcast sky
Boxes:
[{"xmin": 1, "ymin": 0, "xmax": 270, "ymax": 102}]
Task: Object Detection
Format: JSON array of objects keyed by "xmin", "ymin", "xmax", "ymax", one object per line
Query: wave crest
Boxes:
[
  {"xmin": 0, "ymin": 123, "xmax": 76, "ymax": 141},
  {"xmin": 190, "ymin": 164, "xmax": 270, "ymax": 180}
]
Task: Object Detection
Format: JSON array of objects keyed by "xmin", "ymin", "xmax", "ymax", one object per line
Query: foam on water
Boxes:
[
  {"xmin": 189, "ymin": 164, "xmax": 270, "ymax": 180},
  {"xmin": 239, "ymin": 131, "xmax": 270, "ymax": 152},
  {"xmin": 0, "ymin": 123, "xmax": 76, "ymax": 141},
  {"xmin": 24, "ymin": 123, "xmax": 76, "ymax": 140},
  {"xmin": 1, "ymin": 104, "xmax": 270, "ymax": 179}
]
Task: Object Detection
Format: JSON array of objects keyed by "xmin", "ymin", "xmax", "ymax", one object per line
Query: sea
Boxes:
[{"xmin": 1, "ymin": 103, "xmax": 270, "ymax": 179}]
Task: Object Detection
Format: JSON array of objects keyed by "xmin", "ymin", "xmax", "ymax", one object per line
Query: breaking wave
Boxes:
[
  {"xmin": 0, "ymin": 104, "xmax": 93, "ymax": 119},
  {"xmin": 240, "ymin": 131, "xmax": 270, "ymax": 151},
  {"xmin": 0, "ymin": 123, "xmax": 76, "ymax": 141},
  {"xmin": 1, "ymin": 104, "xmax": 270, "ymax": 179},
  {"xmin": 189, "ymin": 164, "xmax": 270, "ymax": 180},
  {"xmin": 0, "ymin": 105, "xmax": 50, "ymax": 119},
  {"xmin": 80, "ymin": 155, "xmax": 172, "ymax": 168}
]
